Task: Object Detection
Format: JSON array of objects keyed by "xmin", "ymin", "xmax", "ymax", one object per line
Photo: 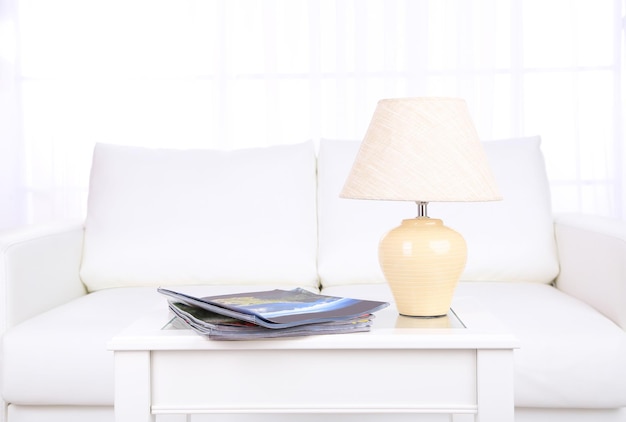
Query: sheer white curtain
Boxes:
[{"xmin": 0, "ymin": 0, "xmax": 624, "ymax": 229}]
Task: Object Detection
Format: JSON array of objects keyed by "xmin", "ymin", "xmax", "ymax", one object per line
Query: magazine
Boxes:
[
  {"xmin": 167, "ymin": 301, "xmax": 374, "ymax": 340},
  {"xmin": 157, "ymin": 287, "xmax": 389, "ymax": 330}
]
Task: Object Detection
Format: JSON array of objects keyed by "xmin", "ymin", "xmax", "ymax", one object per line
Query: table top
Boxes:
[{"xmin": 109, "ymin": 295, "xmax": 519, "ymax": 352}]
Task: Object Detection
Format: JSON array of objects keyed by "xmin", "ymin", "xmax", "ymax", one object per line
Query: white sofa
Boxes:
[{"xmin": 1, "ymin": 137, "xmax": 625, "ymax": 422}]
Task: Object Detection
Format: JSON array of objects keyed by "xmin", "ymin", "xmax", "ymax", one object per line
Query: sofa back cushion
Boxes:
[
  {"xmin": 317, "ymin": 137, "xmax": 560, "ymax": 287},
  {"xmin": 80, "ymin": 142, "xmax": 319, "ymax": 292}
]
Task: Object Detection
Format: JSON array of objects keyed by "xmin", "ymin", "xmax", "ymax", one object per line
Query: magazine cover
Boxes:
[{"xmin": 158, "ymin": 287, "xmax": 389, "ymax": 329}]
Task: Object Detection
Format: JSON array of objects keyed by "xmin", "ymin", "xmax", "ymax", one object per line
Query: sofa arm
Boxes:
[
  {"xmin": 0, "ymin": 222, "xmax": 87, "ymax": 331},
  {"xmin": 554, "ymin": 213, "xmax": 626, "ymax": 330}
]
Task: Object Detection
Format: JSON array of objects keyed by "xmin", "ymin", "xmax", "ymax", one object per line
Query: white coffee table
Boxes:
[{"xmin": 109, "ymin": 295, "xmax": 518, "ymax": 422}]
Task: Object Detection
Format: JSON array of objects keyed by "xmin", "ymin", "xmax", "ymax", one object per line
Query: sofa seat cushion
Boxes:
[
  {"xmin": 322, "ymin": 282, "xmax": 626, "ymax": 409},
  {"xmin": 317, "ymin": 137, "xmax": 559, "ymax": 287},
  {"xmin": 1, "ymin": 284, "xmax": 315, "ymax": 406},
  {"xmin": 80, "ymin": 142, "xmax": 319, "ymax": 291}
]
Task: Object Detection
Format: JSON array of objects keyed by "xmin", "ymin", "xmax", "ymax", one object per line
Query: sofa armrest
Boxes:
[
  {"xmin": 554, "ymin": 213, "xmax": 626, "ymax": 330},
  {"xmin": 0, "ymin": 222, "xmax": 87, "ymax": 331}
]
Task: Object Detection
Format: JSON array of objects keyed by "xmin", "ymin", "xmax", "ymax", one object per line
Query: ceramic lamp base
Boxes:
[{"xmin": 379, "ymin": 217, "xmax": 467, "ymax": 317}]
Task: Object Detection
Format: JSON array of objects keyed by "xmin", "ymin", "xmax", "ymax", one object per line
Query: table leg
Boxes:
[
  {"xmin": 114, "ymin": 351, "xmax": 155, "ymax": 422},
  {"xmin": 475, "ymin": 349, "xmax": 515, "ymax": 422}
]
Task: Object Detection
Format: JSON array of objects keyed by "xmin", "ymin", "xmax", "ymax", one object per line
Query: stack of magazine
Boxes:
[{"xmin": 158, "ymin": 287, "xmax": 389, "ymax": 341}]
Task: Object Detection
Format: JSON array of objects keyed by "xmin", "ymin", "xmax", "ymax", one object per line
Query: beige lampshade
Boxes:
[{"xmin": 340, "ymin": 97, "xmax": 501, "ymax": 202}]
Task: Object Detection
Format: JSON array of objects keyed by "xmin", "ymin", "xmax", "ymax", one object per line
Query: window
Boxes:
[{"xmin": 0, "ymin": 0, "xmax": 623, "ymax": 228}]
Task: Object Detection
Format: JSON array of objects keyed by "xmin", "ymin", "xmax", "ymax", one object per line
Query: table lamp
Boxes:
[{"xmin": 340, "ymin": 97, "xmax": 501, "ymax": 317}]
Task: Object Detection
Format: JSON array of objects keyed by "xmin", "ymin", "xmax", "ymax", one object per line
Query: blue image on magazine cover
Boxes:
[
  {"xmin": 242, "ymin": 297, "xmax": 359, "ymax": 318},
  {"xmin": 210, "ymin": 290, "xmax": 360, "ymax": 319}
]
